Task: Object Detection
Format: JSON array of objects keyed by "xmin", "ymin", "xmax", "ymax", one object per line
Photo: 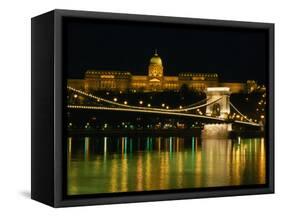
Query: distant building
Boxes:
[
  {"xmin": 68, "ymin": 50, "xmax": 246, "ymax": 93},
  {"xmin": 246, "ymin": 80, "xmax": 258, "ymax": 93}
]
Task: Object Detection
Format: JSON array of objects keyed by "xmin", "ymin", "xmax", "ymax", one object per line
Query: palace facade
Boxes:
[{"xmin": 68, "ymin": 51, "xmax": 247, "ymax": 93}]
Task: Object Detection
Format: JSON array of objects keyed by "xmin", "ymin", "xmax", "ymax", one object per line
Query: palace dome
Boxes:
[{"xmin": 150, "ymin": 51, "xmax": 162, "ymax": 65}]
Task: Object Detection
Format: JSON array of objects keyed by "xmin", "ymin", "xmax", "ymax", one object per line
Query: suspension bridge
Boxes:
[{"xmin": 67, "ymin": 86, "xmax": 261, "ymax": 127}]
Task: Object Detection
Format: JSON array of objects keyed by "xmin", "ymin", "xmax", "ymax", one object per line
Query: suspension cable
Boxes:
[
  {"xmin": 68, "ymin": 86, "xmax": 221, "ymax": 112},
  {"xmin": 230, "ymin": 101, "xmax": 253, "ymax": 123}
]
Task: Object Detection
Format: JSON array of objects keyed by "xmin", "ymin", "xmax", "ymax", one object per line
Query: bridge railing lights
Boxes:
[{"xmin": 67, "ymin": 86, "xmax": 260, "ymax": 127}]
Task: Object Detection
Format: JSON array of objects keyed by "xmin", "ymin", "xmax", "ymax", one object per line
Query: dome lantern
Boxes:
[
  {"xmin": 149, "ymin": 49, "xmax": 162, "ymax": 66},
  {"xmin": 148, "ymin": 49, "xmax": 164, "ymax": 78}
]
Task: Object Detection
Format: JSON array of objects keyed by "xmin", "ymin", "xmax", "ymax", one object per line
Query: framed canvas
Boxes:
[{"xmin": 31, "ymin": 9, "xmax": 274, "ymax": 207}]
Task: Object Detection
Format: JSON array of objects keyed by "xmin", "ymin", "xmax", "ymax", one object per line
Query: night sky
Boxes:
[{"xmin": 63, "ymin": 17, "xmax": 268, "ymax": 83}]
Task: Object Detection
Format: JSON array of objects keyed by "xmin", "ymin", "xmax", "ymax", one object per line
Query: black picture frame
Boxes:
[{"xmin": 31, "ymin": 9, "xmax": 274, "ymax": 207}]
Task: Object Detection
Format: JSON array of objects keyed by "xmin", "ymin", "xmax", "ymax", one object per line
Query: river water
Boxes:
[{"xmin": 67, "ymin": 136, "xmax": 266, "ymax": 195}]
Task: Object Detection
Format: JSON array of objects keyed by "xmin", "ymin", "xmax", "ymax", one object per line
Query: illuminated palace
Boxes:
[{"xmin": 68, "ymin": 50, "xmax": 249, "ymax": 93}]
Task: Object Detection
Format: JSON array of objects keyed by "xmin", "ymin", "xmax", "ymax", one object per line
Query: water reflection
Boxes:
[{"xmin": 67, "ymin": 136, "xmax": 266, "ymax": 195}]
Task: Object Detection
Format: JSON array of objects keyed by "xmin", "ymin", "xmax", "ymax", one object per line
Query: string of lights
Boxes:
[
  {"xmin": 67, "ymin": 105, "xmax": 260, "ymax": 127},
  {"xmin": 67, "ymin": 86, "xmax": 222, "ymax": 112},
  {"xmin": 67, "ymin": 86, "xmax": 261, "ymax": 127},
  {"xmin": 230, "ymin": 102, "xmax": 254, "ymax": 123}
]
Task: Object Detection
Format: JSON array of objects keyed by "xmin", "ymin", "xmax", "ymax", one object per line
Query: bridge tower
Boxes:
[{"xmin": 205, "ymin": 87, "xmax": 231, "ymax": 119}]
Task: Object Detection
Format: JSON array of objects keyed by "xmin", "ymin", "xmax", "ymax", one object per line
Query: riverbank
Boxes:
[{"xmin": 67, "ymin": 128, "xmax": 264, "ymax": 138}]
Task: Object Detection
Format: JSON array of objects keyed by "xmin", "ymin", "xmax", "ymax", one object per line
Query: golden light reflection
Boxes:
[
  {"xmin": 194, "ymin": 139, "xmax": 202, "ymax": 188},
  {"xmin": 233, "ymin": 143, "xmax": 241, "ymax": 185},
  {"xmin": 177, "ymin": 146, "xmax": 184, "ymax": 187},
  {"xmin": 110, "ymin": 158, "xmax": 118, "ymax": 192},
  {"xmin": 121, "ymin": 158, "xmax": 128, "ymax": 192},
  {"xmin": 157, "ymin": 137, "xmax": 161, "ymax": 152},
  {"xmin": 145, "ymin": 153, "xmax": 152, "ymax": 190},
  {"xmin": 67, "ymin": 136, "xmax": 267, "ymax": 195},
  {"xmin": 136, "ymin": 153, "xmax": 143, "ymax": 191},
  {"xmin": 259, "ymin": 138, "xmax": 266, "ymax": 184}
]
